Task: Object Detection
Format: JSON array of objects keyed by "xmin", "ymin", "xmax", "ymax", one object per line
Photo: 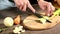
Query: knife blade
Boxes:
[{"xmin": 32, "ymin": 11, "xmax": 51, "ymax": 23}]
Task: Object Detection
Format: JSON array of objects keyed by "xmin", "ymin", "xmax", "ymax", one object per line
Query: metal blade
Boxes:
[{"xmin": 34, "ymin": 12, "xmax": 43, "ymax": 18}]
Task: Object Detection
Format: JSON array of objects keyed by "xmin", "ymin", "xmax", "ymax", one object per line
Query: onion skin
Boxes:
[{"xmin": 14, "ymin": 15, "xmax": 20, "ymax": 25}]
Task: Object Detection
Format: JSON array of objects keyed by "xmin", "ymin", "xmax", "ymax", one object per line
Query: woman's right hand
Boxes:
[{"xmin": 14, "ymin": 0, "xmax": 36, "ymax": 13}]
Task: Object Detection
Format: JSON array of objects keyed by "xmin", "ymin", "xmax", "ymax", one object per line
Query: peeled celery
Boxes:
[
  {"xmin": 50, "ymin": 8, "xmax": 60, "ymax": 19},
  {"xmin": 37, "ymin": 16, "xmax": 50, "ymax": 24},
  {"xmin": 43, "ymin": 16, "xmax": 49, "ymax": 20},
  {"xmin": 38, "ymin": 18, "xmax": 46, "ymax": 24},
  {"xmin": 54, "ymin": 8, "xmax": 60, "ymax": 16}
]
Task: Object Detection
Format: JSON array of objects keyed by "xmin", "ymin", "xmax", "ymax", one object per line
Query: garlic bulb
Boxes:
[{"xmin": 13, "ymin": 26, "xmax": 25, "ymax": 34}]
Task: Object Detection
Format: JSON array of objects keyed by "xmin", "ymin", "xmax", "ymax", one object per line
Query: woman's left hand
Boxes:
[{"xmin": 37, "ymin": 0, "xmax": 55, "ymax": 16}]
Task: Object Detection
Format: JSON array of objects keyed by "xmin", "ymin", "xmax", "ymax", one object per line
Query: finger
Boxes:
[
  {"xmin": 46, "ymin": 4, "xmax": 51, "ymax": 16},
  {"xmin": 48, "ymin": 5, "xmax": 53, "ymax": 16},
  {"xmin": 16, "ymin": 3, "xmax": 23, "ymax": 10},
  {"xmin": 28, "ymin": 1, "xmax": 36, "ymax": 13},
  {"xmin": 19, "ymin": 5, "xmax": 23, "ymax": 10},
  {"xmin": 49, "ymin": 9, "xmax": 52, "ymax": 16},
  {"xmin": 50, "ymin": 5, "xmax": 55, "ymax": 15},
  {"xmin": 15, "ymin": 0, "xmax": 23, "ymax": 10},
  {"xmin": 22, "ymin": 3, "xmax": 27, "ymax": 12},
  {"xmin": 14, "ymin": 0, "xmax": 21, "ymax": 6},
  {"xmin": 40, "ymin": 5, "xmax": 45, "ymax": 10},
  {"xmin": 19, "ymin": 2, "xmax": 24, "ymax": 10}
]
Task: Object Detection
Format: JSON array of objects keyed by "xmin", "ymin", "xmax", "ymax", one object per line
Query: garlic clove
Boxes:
[{"xmin": 21, "ymin": 30, "xmax": 25, "ymax": 32}]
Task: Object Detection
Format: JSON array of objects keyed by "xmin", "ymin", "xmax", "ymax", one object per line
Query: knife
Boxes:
[{"xmin": 32, "ymin": 11, "xmax": 51, "ymax": 23}]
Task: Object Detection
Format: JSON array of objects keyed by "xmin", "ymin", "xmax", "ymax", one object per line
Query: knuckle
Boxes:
[
  {"xmin": 52, "ymin": 6, "xmax": 55, "ymax": 10},
  {"xmin": 25, "ymin": 1, "xmax": 27, "ymax": 3},
  {"xmin": 24, "ymin": 1, "xmax": 28, "ymax": 4},
  {"xmin": 53, "ymin": 8, "xmax": 55, "ymax": 11}
]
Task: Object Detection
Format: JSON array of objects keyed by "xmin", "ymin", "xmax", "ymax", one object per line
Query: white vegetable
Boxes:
[
  {"xmin": 21, "ymin": 30, "xmax": 25, "ymax": 32},
  {"xmin": 38, "ymin": 18, "xmax": 46, "ymax": 24},
  {"xmin": 18, "ymin": 32, "xmax": 21, "ymax": 34},
  {"xmin": 4, "ymin": 17, "xmax": 14, "ymax": 27},
  {"xmin": 15, "ymin": 27, "xmax": 20, "ymax": 31},
  {"xmin": 13, "ymin": 30, "xmax": 19, "ymax": 33},
  {"xmin": 13, "ymin": 26, "xmax": 25, "ymax": 34},
  {"xmin": 43, "ymin": 16, "xmax": 49, "ymax": 19},
  {"xmin": 19, "ymin": 26, "xmax": 23, "ymax": 29}
]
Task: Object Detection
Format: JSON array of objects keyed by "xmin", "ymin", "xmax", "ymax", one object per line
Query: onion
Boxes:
[{"xmin": 4, "ymin": 17, "xmax": 14, "ymax": 27}]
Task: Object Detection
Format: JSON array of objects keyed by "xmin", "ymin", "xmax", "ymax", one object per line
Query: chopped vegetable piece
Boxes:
[
  {"xmin": 38, "ymin": 18, "xmax": 46, "ymax": 24},
  {"xmin": 14, "ymin": 15, "xmax": 20, "ymax": 25},
  {"xmin": 50, "ymin": 8, "xmax": 60, "ymax": 19}
]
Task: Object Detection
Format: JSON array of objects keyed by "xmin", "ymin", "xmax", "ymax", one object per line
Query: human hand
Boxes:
[
  {"xmin": 14, "ymin": 0, "xmax": 35, "ymax": 13},
  {"xmin": 37, "ymin": 0, "xmax": 55, "ymax": 16}
]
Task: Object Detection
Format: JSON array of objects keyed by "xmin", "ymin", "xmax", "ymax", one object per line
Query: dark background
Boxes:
[{"xmin": 29, "ymin": 0, "xmax": 53, "ymax": 4}]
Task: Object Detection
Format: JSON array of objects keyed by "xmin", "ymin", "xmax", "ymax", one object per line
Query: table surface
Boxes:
[{"xmin": 0, "ymin": 4, "xmax": 60, "ymax": 34}]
